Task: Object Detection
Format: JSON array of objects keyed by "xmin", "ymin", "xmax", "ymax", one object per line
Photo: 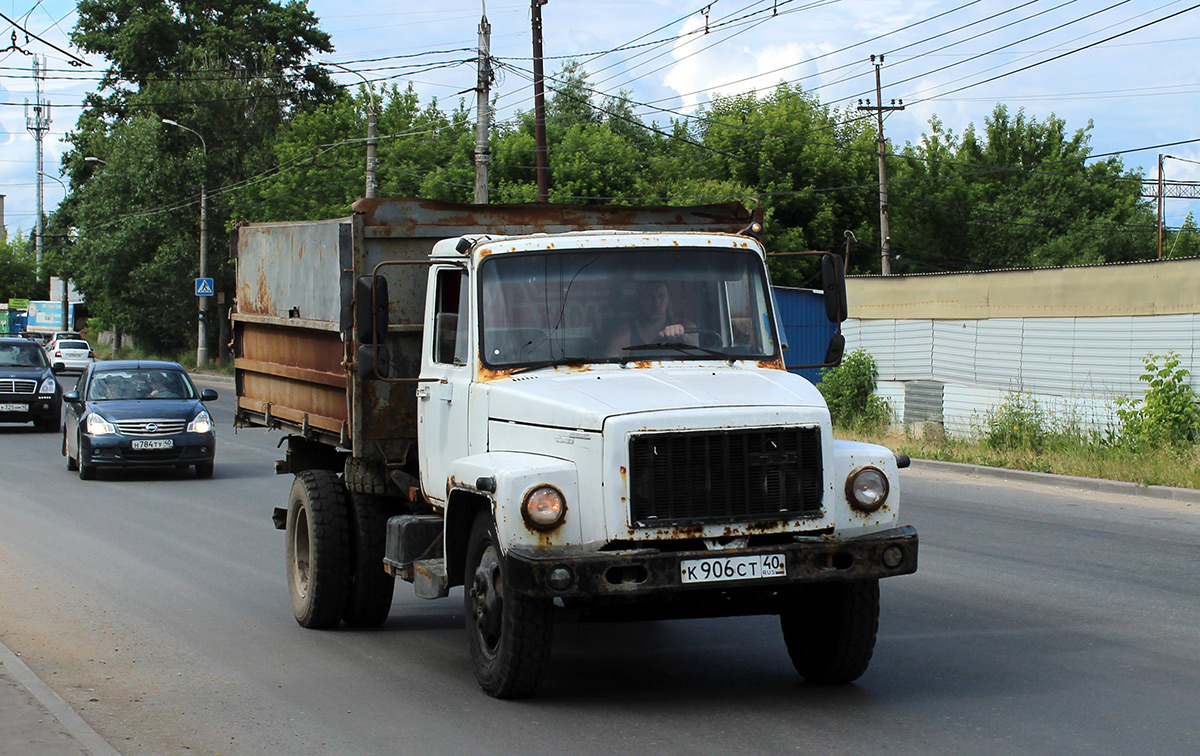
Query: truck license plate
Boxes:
[
  {"xmin": 131, "ymin": 439, "xmax": 173, "ymax": 450},
  {"xmin": 680, "ymin": 553, "xmax": 786, "ymax": 584},
  {"xmin": 0, "ymin": 403, "xmax": 29, "ymax": 412}
]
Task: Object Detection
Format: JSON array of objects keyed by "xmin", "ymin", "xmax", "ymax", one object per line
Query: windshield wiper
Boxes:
[
  {"xmin": 619, "ymin": 342, "xmax": 732, "ymax": 361},
  {"xmin": 510, "ymin": 358, "xmax": 589, "ymax": 375}
]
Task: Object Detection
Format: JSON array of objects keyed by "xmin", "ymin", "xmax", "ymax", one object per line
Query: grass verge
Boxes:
[{"xmin": 839, "ymin": 427, "xmax": 1200, "ymax": 490}]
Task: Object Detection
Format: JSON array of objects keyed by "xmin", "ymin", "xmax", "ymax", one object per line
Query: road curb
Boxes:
[
  {"xmin": 0, "ymin": 639, "xmax": 123, "ymax": 756},
  {"xmin": 910, "ymin": 458, "xmax": 1200, "ymax": 504}
]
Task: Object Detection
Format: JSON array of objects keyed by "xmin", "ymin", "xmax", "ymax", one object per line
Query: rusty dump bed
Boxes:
[{"xmin": 231, "ymin": 197, "xmax": 758, "ymax": 463}]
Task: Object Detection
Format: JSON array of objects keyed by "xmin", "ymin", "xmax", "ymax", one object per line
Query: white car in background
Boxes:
[{"xmin": 46, "ymin": 339, "xmax": 95, "ymax": 374}]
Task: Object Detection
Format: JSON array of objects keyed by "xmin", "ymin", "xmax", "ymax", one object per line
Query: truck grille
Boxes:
[
  {"xmin": 0, "ymin": 379, "xmax": 37, "ymax": 395},
  {"xmin": 114, "ymin": 419, "xmax": 187, "ymax": 436},
  {"xmin": 628, "ymin": 427, "xmax": 823, "ymax": 527}
]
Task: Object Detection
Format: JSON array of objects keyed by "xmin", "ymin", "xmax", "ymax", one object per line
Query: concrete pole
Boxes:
[
  {"xmin": 474, "ymin": 7, "xmax": 492, "ymax": 204},
  {"xmin": 874, "ymin": 61, "xmax": 891, "ymax": 276}
]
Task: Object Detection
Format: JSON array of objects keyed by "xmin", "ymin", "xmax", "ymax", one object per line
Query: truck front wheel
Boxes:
[
  {"xmin": 464, "ymin": 513, "xmax": 553, "ymax": 698},
  {"xmin": 780, "ymin": 579, "xmax": 879, "ymax": 685},
  {"xmin": 286, "ymin": 470, "xmax": 351, "ymax": 629}
]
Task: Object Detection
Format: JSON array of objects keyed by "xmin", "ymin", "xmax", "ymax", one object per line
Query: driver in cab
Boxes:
[{"xmin": 606, "ymin": 280, "xmax": 697, "ymax": 357}]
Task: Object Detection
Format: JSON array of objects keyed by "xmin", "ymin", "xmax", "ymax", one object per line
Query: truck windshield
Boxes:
[{"xmin": 479, "ymin": 247, "xmax": 778, "ymax": 369}]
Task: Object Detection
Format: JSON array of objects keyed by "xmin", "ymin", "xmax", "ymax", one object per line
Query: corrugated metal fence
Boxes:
[{"xmin": 842, "ymin": 292, "xmax": 1200, "ymax": 439}]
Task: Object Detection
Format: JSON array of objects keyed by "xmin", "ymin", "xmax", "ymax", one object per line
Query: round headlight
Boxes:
[
  {"xmin": 846, "ymin": 467, "xmax": 889, "ymax": 513},
  {"xmin": 522, "ymin": 485, "xmax": 566, "ymax": 530}
]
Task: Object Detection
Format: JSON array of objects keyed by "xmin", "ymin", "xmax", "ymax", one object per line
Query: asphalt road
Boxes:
[{"xmin": 1, "ymin": 378, "xmax": 1197, "ymax": 756}]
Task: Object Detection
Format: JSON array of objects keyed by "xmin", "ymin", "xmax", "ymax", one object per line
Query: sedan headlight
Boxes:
[
  {"xmin": 86, "ymin": 413, "xmax": 117, "ymax": 436},
  {"xmin": 521, "ymin": 485, "xmax": 566, "ymax": 530},
  {"xmin": 187, "ymin": 410, "xmax": 213, "ymax": 434},
  {"xmin": 846, "ymin": 467, "xmax": 889, "ymax": 513},
  {"xmin": 39, "ymin": 376, "xmax": 57, "ymax": 394}
]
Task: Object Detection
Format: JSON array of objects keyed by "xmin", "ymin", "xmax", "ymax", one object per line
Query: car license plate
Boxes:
[
  {"xmin": 0, "ymin": 403, "xmax": 29, "ymax": 412},
  {"xmin": 680, "ymin": 553, "xmax": 787, "ymax": 584},
  {"xmin": 131, "ymin": 439, "xmax": 174, "ymax": 450}
]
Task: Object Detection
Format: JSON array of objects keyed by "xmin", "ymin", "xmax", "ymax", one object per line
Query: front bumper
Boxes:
[
  {"xmin": 0, "ymin": 394, "xmax": 61, "ymax": 424},
  {"xmin": 81, "ymin": 432, "xmax": 216, "ymax": 468},
  {"xmin": 505, "ymin": 525, "xmax": 918, "ymax": 601}
]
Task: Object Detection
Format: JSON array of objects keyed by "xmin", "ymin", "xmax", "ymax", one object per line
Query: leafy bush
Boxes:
[
  {"xmin": 984, "ymin": 391, "xmax": 1049, "ymax": 451},
  {"xmin": 819, "ymin": 349, "xmax": 891, "ymax": 431},
  {"xmin": 1115, "ymin": 352, "xmax": 1200, "ymax": 447}
]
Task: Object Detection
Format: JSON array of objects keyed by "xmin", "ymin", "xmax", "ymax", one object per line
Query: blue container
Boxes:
[{"xmin": 772, "ymin": 286, "xmax": 835, "ymax": 385}]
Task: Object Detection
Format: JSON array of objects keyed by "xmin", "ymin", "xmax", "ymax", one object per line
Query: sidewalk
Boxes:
[{"xmin": 0, "ymin": 640, "xmax": 122, "ymax": 756}]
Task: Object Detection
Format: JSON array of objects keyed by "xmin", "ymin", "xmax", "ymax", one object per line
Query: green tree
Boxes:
[
  {"xmin": 0, "ymin": 231, "xmax": 39, "ymax": 302},
  {"xmin": 1165, "ymin": 212, "xmax": 1200, "ymax": 259},
  {"xmin": 891, "ymin": 105, "xmax": 1156, "ymax": 272},
  {"xmin": 56, "ymin": 0, "xmax": 335, "ymax": 352}
]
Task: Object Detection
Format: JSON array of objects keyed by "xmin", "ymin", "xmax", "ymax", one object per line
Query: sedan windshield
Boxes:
[
  {"xmin": 87, "ymin": 369, "xmax": 196, "ymax": 401},
  {"xmin": 0, "ymin": 343, "xmax": 49, "ymax": 368},
  {"xmin": 479, "ymin": 247, "xmax": 777, "ymax": 369}
]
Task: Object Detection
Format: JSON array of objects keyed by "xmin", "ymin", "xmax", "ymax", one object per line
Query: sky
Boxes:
[{"xmin": 2, "ymin": 0, "xmax": 1199, "ymax": 248}]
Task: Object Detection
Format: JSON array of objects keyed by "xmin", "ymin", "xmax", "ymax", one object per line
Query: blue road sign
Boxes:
[{"xmin": 195, "ymin": 278, "xmax": 214, "ymax": 296}]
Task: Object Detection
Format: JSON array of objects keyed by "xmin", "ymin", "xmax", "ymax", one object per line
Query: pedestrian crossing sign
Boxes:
[{"xmin": 195, "ymin": 278, "xmax": 214, "ymax": 296}]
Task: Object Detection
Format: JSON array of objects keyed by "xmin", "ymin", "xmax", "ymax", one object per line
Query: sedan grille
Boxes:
[
  {"xmin": 629, "ymin": 427, "xmax": 823, "ymax": 527},
  {"xmin": 114, "ymin": 419, "xmax": 188, "ymax": 436},
  {"xmin": 0, "ymin": 379, "xmax": 37, "ymax": 395}
]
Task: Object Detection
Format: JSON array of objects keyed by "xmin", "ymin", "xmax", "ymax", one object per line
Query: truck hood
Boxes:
[{"xmin": 485, "ymin": 366, "xmax": 825, "ymax": 431}]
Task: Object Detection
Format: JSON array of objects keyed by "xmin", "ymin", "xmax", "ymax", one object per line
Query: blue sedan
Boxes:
[{"xmin": 62, "ymin": 360, "xmax": 217, "ymax": 480}]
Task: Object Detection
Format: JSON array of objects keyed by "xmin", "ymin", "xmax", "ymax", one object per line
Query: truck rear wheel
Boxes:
[
  {"xmin": 342, "ymin": 491, "xmax": 395, "ymax": 627},
  {"xmin": 286, "ymin": 470, "xmax": 351, "ymax": 629},
  {"xmin": 464, "ymin": 513, "xmax": 553, "ymax": 698},
  {"xmin": 780, "ymin": 579, "xmax": 879, "ymax": 685}
]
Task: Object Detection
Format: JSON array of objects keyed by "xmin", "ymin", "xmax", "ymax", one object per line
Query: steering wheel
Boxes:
[{"xmin": 682, "ymin": 327, "xmax": 723, "ymax": 346}]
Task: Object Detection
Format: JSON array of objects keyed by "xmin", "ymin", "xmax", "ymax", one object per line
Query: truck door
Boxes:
[{"xmin": 417, "ymin": 266, "xmax": 471, "ymax": 505}]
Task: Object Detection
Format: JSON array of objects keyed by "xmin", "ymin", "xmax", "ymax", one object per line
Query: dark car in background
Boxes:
[
  {"xmin": 0, "ymin": 337, "xmax": 62, "ymax": 432},
  {"xmin": 63, "ymin": 360, "xmax": 217, "ymax": 480}
]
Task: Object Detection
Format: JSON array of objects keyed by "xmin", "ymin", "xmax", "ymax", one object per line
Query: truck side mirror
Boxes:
[
  {"xmin": 822, "ymin": 254, "xmax": 848, "ymax": 323},
  {"xmin": 358, "ymin": 343, "xmax": 391, "ymax": 380},
  {"xmin": 355, "ymin": 275, "xmax": 390, "ymax": 344},
  {"xmin": 823, "ymin": 333, "xmax": 845, "ymax": 366}
]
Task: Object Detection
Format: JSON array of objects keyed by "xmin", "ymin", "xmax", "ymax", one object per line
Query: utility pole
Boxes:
[
  {"xmin": 857, "ymin": 55, "xmax": 903, "ymax": 275},
  {"xmin": 474, "ymin": 3, "xmax": 493, "ymax": 204},
  {"xmin": 531, "ymin": 0, "xmax": 549, "ymax": 202},
  {"xmin": 25, "ymin": 56, "xmax": 50, "ymax": 278}
]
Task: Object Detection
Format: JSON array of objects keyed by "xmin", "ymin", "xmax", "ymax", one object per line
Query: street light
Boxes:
[
  {"xmin": 161, "ymin": 118, "xmax": 210, "ymax": 367},
  {"xmin": 320, "ymin": 60, "xmax": 377, "ymax": 198},
  {"xmin": 83, "ymin": 156, "xmax": 106, "ymax": 165},
  {"xmin": 38, "ymin": 171, "xmax": 72, "ymax": 330}
]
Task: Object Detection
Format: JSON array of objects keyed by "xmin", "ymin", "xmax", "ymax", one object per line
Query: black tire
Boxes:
[
  {"xmin": 781, "ymin": 579, "xmax": 879, "ymax": 685},
  {"xmin": 195, "ymin": 461, "xmax": 214, "ymax": 479},
  {"xmin": 286, "ymin": 470, "xmax": 351, "ymax": 629},
  {"xmin": 78, "ymin": 456, "xmax": 96, "ymax": 480},
  {"xmin": 464, "ymin": 513, "xmax": 553, "ymax": 698},
  {"xmin": 35, "ymin": 415, "xmax": 60, "ymax": 433},
  {"xmin": 344, "ymin": 457, "xmax": 389, "ymax": 496},
  {"xmin": 64, "ymin": 429, "xmax": 78, "ymax": 471},
  {"xmin": 341, "ymin": 491, "xmax": 395, "ymax": 628}
]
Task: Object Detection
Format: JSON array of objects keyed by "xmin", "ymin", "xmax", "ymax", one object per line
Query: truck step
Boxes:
[{"xmin": 413, "ymin": 558, "xmax": 449, "ymax": 599}]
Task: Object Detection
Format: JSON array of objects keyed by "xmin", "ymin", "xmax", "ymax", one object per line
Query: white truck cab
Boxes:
[{"xmin": 405, "ymin": 230, "xmax": 915, "ymax": 696}]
